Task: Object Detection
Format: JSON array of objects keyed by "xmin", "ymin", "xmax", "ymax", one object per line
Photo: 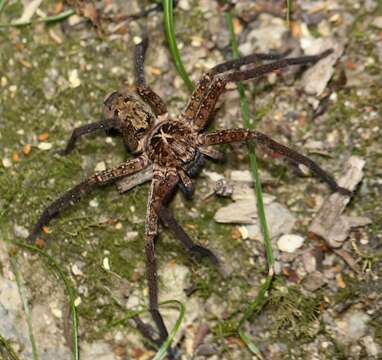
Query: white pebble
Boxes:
[
  {"xmin": 37, "ymin": 142, "xmax": 53, "ymax": 150},
  {"xmin": 277, "ymin": 234, "xmax": 305, "ymax": 253},
  {"xmin": 74, "ymin": 297, "xmax": 82, "ymax": 307},
  {"xmin": 71, "ymin": 263, "xmax": 84, "ymax": 276},
  {"xmin": 238, "ymin": 226, "xmax": 249, "ymax": 239},
  {"xmin": 51, "ymin": 307, "xmax": 62, "ymax": 318},
  {"xmin": 14, "ymin": 224, "xmax": 29, "ymax": 239},
  {"xmin": 89, "ymin": 198, "xmax": 98, "ymax": 207},
  {"xmin": 102, "ymin": 257, "xmax": 110, "ymax": 271},
  {"xmin": 2, "ymin": 158, "xmax": 12, "ymax": 168},
  {"xmin": 94, "ymin": 161, "xmax": 106, "ymax": 172},
  {"xmin": 68, "ymin": 69, "xmax": 81, "ymax": 88}
]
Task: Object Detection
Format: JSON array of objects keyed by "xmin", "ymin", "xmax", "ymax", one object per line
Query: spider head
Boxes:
[{"xmin": 103, "ymin": 91, "xmax": 155, "ymax": 153}]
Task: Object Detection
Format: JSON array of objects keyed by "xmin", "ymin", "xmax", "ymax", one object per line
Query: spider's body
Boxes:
[{"xmin": 28, "ymin": 37, "xmax": 351, "ymax": 355}]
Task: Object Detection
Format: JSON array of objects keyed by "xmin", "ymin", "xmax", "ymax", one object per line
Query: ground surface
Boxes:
[{"xmin": 0, "ymin": 0, "xmax": 381, "ymax": 359}]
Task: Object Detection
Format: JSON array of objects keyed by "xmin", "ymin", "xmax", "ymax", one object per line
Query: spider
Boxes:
[{"xmin": 28, "ymin": 35, "xmax": 351, "ymax": 356}]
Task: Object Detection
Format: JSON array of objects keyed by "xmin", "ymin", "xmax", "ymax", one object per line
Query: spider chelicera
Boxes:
[{"xmin": 28, "ymin": 35, "xmax": 350, "ymax": 356}]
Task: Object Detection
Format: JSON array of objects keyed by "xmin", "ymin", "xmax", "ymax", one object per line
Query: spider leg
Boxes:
[
  {"xmin": 158, "ymin": 206, "xmax": 220, "ymax": 267},
  {"xmin": 144, "ymin": 169, "xmax": 178, "ymax": 355},
  {"xmin": 60, "ymin": 118, "xmax": 119, "ymax": 155},
  {"xmin": 27, "ymin": 156, "xmax": 149, "ymax": 243},
  {"xmin": 134, "ymin": 34, "xmax": 167, "ymax": 116},
  {"xmin": 180, "ymin": 49, "xmax": 292, "ymax": 125},
  {"xmin": 178, "ymin": 169, "xmax": 195, "ymax": 198},
  {"xmin": 199, "ymin": 146, "xmax": 225, "ymax": 162},
  {"xmin": 198, "ymin": 128, "xmax": 351, "ymax": 196},
  {"xmin": 183, "ymin": 50, "xmax": 333, "ymax": 131}
]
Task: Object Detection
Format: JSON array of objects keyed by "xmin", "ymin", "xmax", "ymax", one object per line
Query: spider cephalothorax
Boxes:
[{"xmin": 28, "ymin": 35, "xmax": 351, "ymax": 357}]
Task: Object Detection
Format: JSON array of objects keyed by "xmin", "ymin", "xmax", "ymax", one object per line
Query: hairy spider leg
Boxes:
[
  {"xmin": 189, "ymin": 50, "xmax": 333, "ymax": 132},
  {"xmin": 27, "ymin": 156, "xmax": 149, "ymax": 243},
  {"xmin": 144, "ymin": 169, "xmax": 178, "ymax": 356},
  {"xmin": 158, "ymin": 206, "xmax": 220, "ymax": 266},
  {"xmin": 61, "ymin": 118, "xmax": 120, "ymax": 155},
  {"xmin": 180, "ymin": 49, "xmax": 293, "ymax": 127},
  {"xmin": 199, "ymin": 128, "xmax": 351, "ymax": 196},
  {"xmin": 134, "ymin": 34, "xmax": 168, "ymax": 116}
]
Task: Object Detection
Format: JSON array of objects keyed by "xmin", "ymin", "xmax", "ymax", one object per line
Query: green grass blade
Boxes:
[
  {"xmin": 162, "ymin": 0, "xmax": 194, "ymax": 91},
  {"xmin": 111, "ymin": 300, "xmax": 185, "ymax": 359},
  {"xmin": 0, "ymin": 333, "xmax": 22, "ymax": 360},
  {"xmin": 0, "ymin": 0, "xmax": 7, "ymax": 16},
  {"xmin": 0, "ymin": 9, "xmax": 74, "ymax": 28},
  {"xmin": 286, "ymin": 0, "xmax": 292, "ymax": 26},
  {"xmin": 224, "ymin": 9, "xmax": 274, "ymax": 356},
  {"xmin": 153, "ymin": 300, "xmax": 185, "ymax": 360},
  {"xmin": 9, "ymin": 254, "xmax": 40, "ymax": 360},
  {"xmin": 12, "ymin": 242, "xmax": 79, "ymax": 360}
]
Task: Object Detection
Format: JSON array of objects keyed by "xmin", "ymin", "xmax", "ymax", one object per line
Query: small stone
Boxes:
[
  {"xmin": 68, "ymin": 69, "xmax": 81, "ymax": 88},
  {"xmin": 178, "ymin": 0, "xmax": 191, "ymax": 11},
  {"xmin": 1, "ymin": 76, "xmax": 7, "ymax": 87},
  {"xmin": 372, "ymin": 16, "xmax": 382, "ymax": 29},
  {"xmin": 362, "ymin": 335, "xmax": 381, "ymax": 358},
  {"xmin": 103, "ymin": 257, "xmax": 110, "ymax": 271},
  {"xmin": 214, "ymin": 179, "xmax": 233, "ymax": 197},
  {"xmin": 89, "ymin": 199, "xmax": 98, "ymax": 208},
  {"xmin": 37, "ymin": 142, "xmax": 53, "ymax": 150},
  {"xmin": 2, "ymin": 157, "xmax": 12, "ymax": 168},
  {"xmin": 302, "ymin": 251, "xmax": 317, "ymax": 273},
  {"xmin": 133, "ymin": 36, "xmax": 142, "ymax": 45},
  {"xmin": 14, "ymin": 224, "xmax": 29, "ymax": 238},
  {"xmin": 94, "ymin": 161, "xmax": 106, "ymax": 172},
  {"xmin": 335, "ymin": 310, "xmax": 370, "ymax": 344},
  {"xmin": 277, "ymin": 234, "xmax": 304, "ymax": 253},
  {"xmin": 71, "ymin": 263, "xmax": 84, "ymax": 276},
  {"xmin": 74, "ymin": 297, "xmax": 82, "ymax": 307},
  {"xmin": 238, "ymin": 226, "xmax": 248, "ymax": 239},
  {"xmin": 51, "ymin": 307, "xmax": 62, "ymax": 318},
  {"xmin": 302, "ymin": 271, "xmax": 326, "ymax": 291}
]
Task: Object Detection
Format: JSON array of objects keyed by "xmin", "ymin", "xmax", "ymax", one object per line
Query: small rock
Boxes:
[
  {"xmin": 300, "ymin": 38, "xmax": 344, "ymax": 96},
  {"xmin": 178, "ymin": 0, "xmax": 191, "ymax": 11},
  {"xmin": 277, "ymin": 234, "xmax": 304, "ymax": 253},
  {"xmin": 196, "ymin": 343, "xmax": 218, "ymax": 356},
  {"xmin": 372, "ymin": 16, "xmax": 382, "ymax": 29},
  {"xmin": 37, "ymin": 142, "xmax": 53, "ymax": 150},
  {"xmin": 94, "ymin": 161, "xmax": 106, "ymax": 172},
  {"xmin": 362, "ymin": 335, "xmax": 381, "ymax": 358},
  {"xmin": 89, "ymin": 199, "xmax": 99, "ymax": 208},
  {"xmin": 302, "ymin": 271, "xmax": 326, "ymax": 291},
  {"xmin": 51, "ymin": 307, "xmax": 62, "ymax": 318},
  {"xmin": 102, "ymin": 257, "xmax": 110, "ymax": 271},
  {"xmin": 214, "ymin": 179, "xmax": 233, "ymax": 197},
  {"xmin": 71, "ymin": 262, "xmax": 84, "ymax": 277},
  {"xmin": 2, "ymin": 157, "xmax": 12, "ymax": 168},
  {"xmin": 302, "ymin": 251, "xmax": 317, "ymax": 273},
  {"xmin": 334, "ymin": 310, "xmax": 370, "ymax": 344},
  {"xmin": 14, "ymin": 224, "xmax": 29, "ymax": 239},
  {"xmin": 68, "ymin": 69, "xmax": 81, "ymax": 88}
]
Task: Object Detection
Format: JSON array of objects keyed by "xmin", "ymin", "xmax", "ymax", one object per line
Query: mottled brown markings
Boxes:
[{"xmin": 29, "ymin": 40, "xmax": 348, "ymax": 358}]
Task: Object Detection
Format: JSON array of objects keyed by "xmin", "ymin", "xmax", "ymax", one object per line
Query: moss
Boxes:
[{"xmin": 268, "ymin": 278, "xmax": 323, "ymax": 340}]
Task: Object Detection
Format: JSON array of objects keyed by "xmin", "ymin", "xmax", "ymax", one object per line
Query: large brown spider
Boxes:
[{"xmin": 28, "ymin": 36, "xmax": 350, "ymax": 355}]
